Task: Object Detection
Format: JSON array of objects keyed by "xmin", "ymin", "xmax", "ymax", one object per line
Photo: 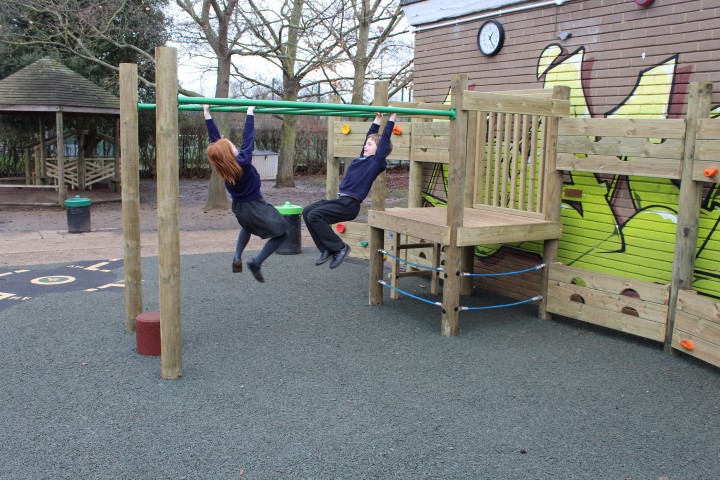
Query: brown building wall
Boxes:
[{"xmin": 410, "ymin": 0, "xmax": 720, "ymax": 117}]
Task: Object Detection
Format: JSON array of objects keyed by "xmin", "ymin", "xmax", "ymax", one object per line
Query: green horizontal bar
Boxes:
[
  {"xmin": 140, "ymin": 104, "xmax": 381, "ymax": 118},
  {"xmin": 175, "ymin": 96, "xmax": 456, "ymax": 119}
]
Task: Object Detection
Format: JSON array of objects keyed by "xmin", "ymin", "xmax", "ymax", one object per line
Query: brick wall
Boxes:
[{"xmin": 410, "ymin": 0, "xmax": 720, "ymax": 116}]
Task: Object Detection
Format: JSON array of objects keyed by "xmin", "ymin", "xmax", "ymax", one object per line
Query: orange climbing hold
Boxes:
[
  {"xmin": 393, "ymin": 125, "xmax": 402, "ymax": 135},
  {"xmin": 679, "ymin": 339, "xmax": 695, "ymax": 351},
  {"xmin": 703, "ymin": 167, "xmax": 718, "ymax": 177}
]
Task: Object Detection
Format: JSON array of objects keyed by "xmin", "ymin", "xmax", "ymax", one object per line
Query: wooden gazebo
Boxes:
[{"xmin": 0, "ymin": 58, "xmax": 121, "ymax": 204}]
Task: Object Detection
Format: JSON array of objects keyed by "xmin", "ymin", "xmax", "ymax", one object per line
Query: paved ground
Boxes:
[
  {"xmin": 1, "ymin": 243, "xmax": 720, "ymax": 479},
  {"xmin": 1, "ymin": 179, "xmax": 719, "ymax": 479}
]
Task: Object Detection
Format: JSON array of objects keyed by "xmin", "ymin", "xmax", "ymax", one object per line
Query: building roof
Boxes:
[
  {"xmin": 401, "ymin": 0, "xmax": 528, "ymax": 27},
  {"xmin": 0, "ymin": 57, "xmax": 120, "ymax": 115}
]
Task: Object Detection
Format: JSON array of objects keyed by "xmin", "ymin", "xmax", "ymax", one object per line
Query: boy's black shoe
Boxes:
[
  {"xmin": 232, "ymin": 258, "xmax": 243, "ymax": 273},
  {"xmin": 247, "ymin": 261, "xmax": 264, "ymax": 283},
  {"xmin": 329, "ymin": 244, "xmax": 350, "ymax": 269},
  {"xmin": 315, "ymin": 250, "xmax": 331, "ymax": 266}
]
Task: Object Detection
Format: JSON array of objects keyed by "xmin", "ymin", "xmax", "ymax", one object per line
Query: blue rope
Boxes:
[
  {"xmin": 378, "ymin": 281, "xmax": 443, "ymax": 307},
  {"xmin": 460, "ymin": 295, "xmax": 543, "ymax": 311},
  {"xmin": 461, "ymin": 263, "xmax": 545, "ymax": 277},
  {"xmin": 379, "ymin": 249, "xmax": 444, "ymax": 272}
]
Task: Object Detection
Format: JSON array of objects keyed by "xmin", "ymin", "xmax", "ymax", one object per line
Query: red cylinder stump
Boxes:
[{"xmin": 136, "ymin": 311, "xmax": 161, "ymax": 356}]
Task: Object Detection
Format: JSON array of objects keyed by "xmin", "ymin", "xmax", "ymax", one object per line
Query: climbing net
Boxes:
[{"xmin": 377, "ymin": 249, "xmax": 546, "ymax": 312}]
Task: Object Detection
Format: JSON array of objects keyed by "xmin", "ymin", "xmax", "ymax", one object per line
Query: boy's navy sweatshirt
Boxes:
[
  {"xmin": 339, "ymin": 119, "xmax": 395, "ymax": 202},
  {"xmin": 206, "ymin": 115, "xmax": 261, "ymax": 203}
]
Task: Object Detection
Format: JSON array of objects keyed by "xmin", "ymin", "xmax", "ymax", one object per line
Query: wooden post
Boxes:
[
  {"xmin": 114, "ymin": 118, "xmax": 121, "ymax": 185},
  {"xmin": 325, "ymin": 96, "xmax": 340, "ymax": 200},
  {"xmin": 539, "ymin": 85, "xmax": 570, "ymax": 320},
  {"xmin": 370, "ymin": 81, "xmax": 389, "ymax": 212},
  {"xmin": 441, "ymin": 74, "xmax": 468, "ymax": 336},
  {"xmin": 39, "ymin": 117, "xmax": 46, "ymax": 182},
  {"xmin": 24, "ymin": 148, "xmax": 31, "ymax": 185},
  {"xmin": 120, "ymin": 63, "xmax": 143, "ymax": 333},
  {"xmin": 407, "ymin": 98, "xmax": 424, "ymax": 208},
  {"xmin": 33, "ymin": 146, "xmax": 41, "ymax": 185},
  {"xmin": 155, "ymin": 46, "xmax": 182, "ymax": 380},
  {"xmin": 368, "ymin": 81, "xmax": 390, "ymax": 306},
  {"xmin": 77, "ymin": 129, "xmax": 86, "ymax": 190},
  {"xmin": 56, "ymin": 111, "xmax": 67, "ymax": 204},
  {"xmin": 664, "ymin": 82, "xmax": 711, "ymax": 352}
]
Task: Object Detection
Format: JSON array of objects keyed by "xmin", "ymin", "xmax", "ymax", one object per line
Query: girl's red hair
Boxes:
[{"xmin": 206, "ymin": 138, "xmax": 243, "ymax": 184}]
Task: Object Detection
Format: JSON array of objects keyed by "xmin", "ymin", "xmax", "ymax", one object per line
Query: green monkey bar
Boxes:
[{"xmin": 136, "ymin": 96, "xmax": 456, "ymax": 119}]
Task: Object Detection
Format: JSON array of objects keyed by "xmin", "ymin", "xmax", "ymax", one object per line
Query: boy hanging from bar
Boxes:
[{"xmin": 303, "ymin": 111, "xmax": 396, "ymax": 269}]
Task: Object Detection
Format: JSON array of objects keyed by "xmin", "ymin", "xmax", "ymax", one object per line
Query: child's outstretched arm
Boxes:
[
  {"xmin": 375, "ymin": 112, "xmax": 396, "ymax": 160},
  {"xmin": 204, "ymin": 104, "xmax": 222, "ymax": 142},
  {"xmin": 238, "ymin": 106, "xmax": 255, "ymax": 165}
]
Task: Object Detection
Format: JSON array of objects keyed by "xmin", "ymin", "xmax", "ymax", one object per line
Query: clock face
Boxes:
[{"xmin": 477, "ymin": 20, "xmax": 505, "ymax": 56}]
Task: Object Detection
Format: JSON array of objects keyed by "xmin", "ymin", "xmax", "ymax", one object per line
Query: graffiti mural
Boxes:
[{"xmin": 422, "ymin": 44, "xmax": 720, "ymax": 299}]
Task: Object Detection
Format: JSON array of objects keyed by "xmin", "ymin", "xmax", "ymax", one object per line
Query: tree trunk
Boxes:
[
  {"xmin": 204, "ymin": 53, "xmax": 233, "ymax": 211},
  {"xmin": 351, "ymin": 1, "xmax": 371, "ymax": 105},
  {"xmin": 277, "ymin": 113, "xmax": 297, "ymax": 187},
  {"xmin": 276, "ymin": 1, "xmax": 303, "ymax": 188}
]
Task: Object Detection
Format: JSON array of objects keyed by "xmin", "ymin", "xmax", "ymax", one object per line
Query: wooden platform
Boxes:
[{"xmin": 369, "ymin": 206, "xmax": 562, "ymax": 246}]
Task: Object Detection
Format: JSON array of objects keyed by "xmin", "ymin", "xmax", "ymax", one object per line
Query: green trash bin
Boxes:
[
  {"xmin": 65, "ymin": 195, "xmax": 92, "ymax": 233},
  {"xmin": 275, "ymin": 201, "xmax": 303, "ymax": 254}
]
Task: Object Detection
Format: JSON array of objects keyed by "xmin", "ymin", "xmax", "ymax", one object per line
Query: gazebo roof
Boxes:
[{"xmin": 0, "ymin": 57, "xmax": 120, "ymax": 115}]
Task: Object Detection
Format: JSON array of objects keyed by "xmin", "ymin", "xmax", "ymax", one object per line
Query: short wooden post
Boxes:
[
  {"xmin": 114, "ymin": 118, "xmax": 121, "ymax": 184},
  {"xmin": 39, "ymin": 118, "xmax": 46, "ymax": 182},
  {"xmin": 155, "ymin": 46, "xmax": 182, "ymax": 380},
  {"xmin": 23, "ymin": 148, "xmax": 31, "ymax": 185},
  {"xmin": 441, "ymin": 74, "xmax": 468, "ymax": 336},
  {"xmin": 665, "ymin": 82, "xmax": 711, "ymax": 352},
  {"xmin": 538, "ymin": 85, "xmax": 570, "ymax": 321},
  {"xmin": 33, "ymin": 146, "xmax": 41, "ymax": 185},
  {"xmin": 77, "ymin": 129, "xmax": 86, "ymax": 190},
  {"xmin": 56, "ymin": 111, "xmax": 67, "ymax": 204},
  {"xmin": 120, "ymin": 63, "xmax": 143, "ymax": 333}
]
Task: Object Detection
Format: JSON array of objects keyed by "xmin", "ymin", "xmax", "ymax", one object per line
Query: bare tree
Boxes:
[
  {"xmin": 313, "ymin": 0, "xmax": 413, "ymax": 105},
  {"xmin": 206, "ymin": 0, "xmax": 411, "ymax": 187},
  {"xmin": 173, "ymin": 0, "xmax": 254, "ymax": 209},
  {"xmin": 0, "ymin": 0, "xmax": 185, "ymax": 95}
]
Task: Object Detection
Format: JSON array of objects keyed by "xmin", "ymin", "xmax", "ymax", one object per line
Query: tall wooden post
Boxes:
[
  {"xmin": 368, "ymin": 82, "xmax": 390, "ymax": 306},
  {"xmin": 156, "ymin": 46, "xmax": 182, "ymax": 379},
  {"xmin": 441, "ymin": 74, "xmax": 468, "ymax": 336},
  {"xmin": 539, "ymin": 85, "xmax": 570, "ymax": 320},
  {"xmin": 665, "ymin": 82, "xmax": 711, "ymax": 352},
  {"xmin": 56, "ymin": 111, "xmax": 67, "ymax": 204},
  {"xmin": 120, "ymin": 63, "xmax": 143, "ymax": 333}
]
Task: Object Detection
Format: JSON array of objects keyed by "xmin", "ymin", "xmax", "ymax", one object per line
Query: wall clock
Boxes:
[{"xmin": 477, "ymin": 20, "xmax": 505, "ymax": 57}]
